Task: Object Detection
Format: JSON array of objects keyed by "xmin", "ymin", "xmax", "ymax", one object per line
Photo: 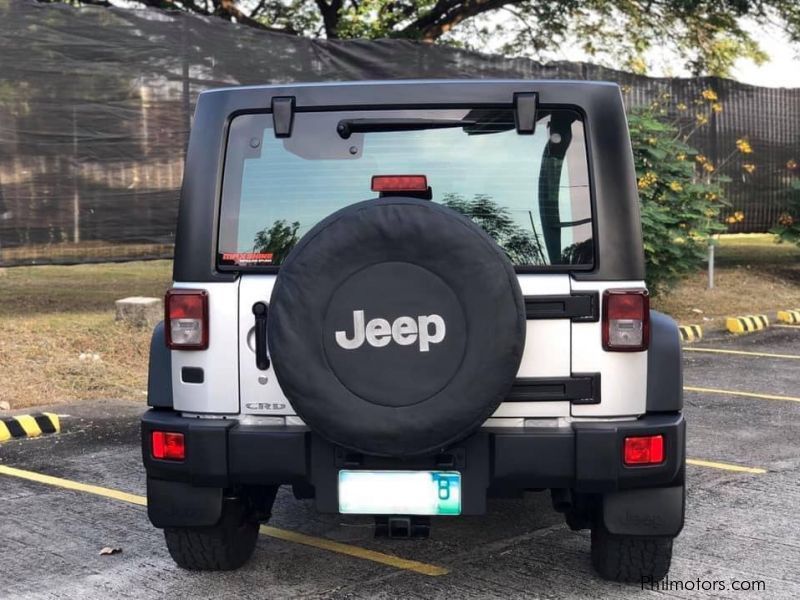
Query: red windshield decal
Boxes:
[{"xmin": 221, "ymin": 252, "xmax": 274, "ymax": 265}]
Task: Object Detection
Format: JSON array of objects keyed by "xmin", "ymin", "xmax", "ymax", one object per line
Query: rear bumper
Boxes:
[{"xmin": 142, "ymin": 410, "xmax": 685, "ymax": 516}]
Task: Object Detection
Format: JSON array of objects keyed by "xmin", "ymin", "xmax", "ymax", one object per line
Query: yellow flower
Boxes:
[
  {"xmin": 703, "ymin": 163, "xmax": 715, "ymax": 173},
  {"xmin": 695, "ymin": 154, "xmax": 707, "ymax": 164},
  {"xmin": 787, "ymin": 159, "xmax": 798, "ymax": 170},
  {"xmin": 637, "ymin": 171, "xmax": 658, "ymax": 190},
  {"xmin": 647, "ymin": 137, "xmax": 657, "ymax": 145},
  {"xmin": 696, "ymin": 114, "xmax": 709, "ymax": 125},
  {"xmin": 669, "ymin": 181, "xmax": 683, "ymax": 192},
  {"xmin": 630, "ymin": 57, "xmax": 647, "ymax": 74},
  {"xmin": 673, "ymin": 237, "xmax": 686, "ymax": 244},
  {"xmin": 701, "ymin": 89, "xmax": 718, "ymax": 101},
  {"xmin": 704, "ymin": 192, "xmax": 718, "ymax": 201},
  {"xmin": 736, "ymin": 139, "xmax": 753, "ymax": 154},
  {"xmin": 725, "ymin": 212, "xmax": 744, "ymax": 225},
  {"xmin": 711, "ymin": 103, "xmax": 723, "ymax": 113},
  {"xmin": 778, "ymin": 212, "xmax": 794, "ymax": 226},
  {"xmin": 677, "ymin": 102, "xmax": 687, "ymax": 111},
  {"xmin": 705, "ymin": 208, "xmax": 717, "ymax": 218},
  {"xmin": 676, "ymin": 153, "xmax": 686, "ymax": 161},
  {"xmin": 729, "ymin": 211, "xmax": 745, "ymax": 223},
  {"xmin": 742, "ymin": 163, "xmax": 756, "ymax": 174}
]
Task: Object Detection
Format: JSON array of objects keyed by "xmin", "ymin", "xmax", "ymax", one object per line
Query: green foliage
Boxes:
[
  {"xmin": 628, "ymin": 103, "xmax": 728, "ymax": 295},
  {"xmin": 770, "ymin": 179, "xmax": 800, "ymax": 246},
  {"xmin": 252, "ymin": 219, "xmax": 300, "ymax": 265},
  {"xmin": 443, "ymin": 193, "xmax": 547, "ymax": 266}
]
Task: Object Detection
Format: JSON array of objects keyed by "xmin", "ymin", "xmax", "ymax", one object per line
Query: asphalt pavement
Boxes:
[{"xmin": 1, "ymin": 327, "xmax": 798, "ymax": 599}]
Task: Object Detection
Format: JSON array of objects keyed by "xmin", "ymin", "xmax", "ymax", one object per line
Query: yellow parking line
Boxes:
[
  {"xmin": 0, "ymin": 465, "xmax": 147, "ymax": 506},
  {"xmin": 0, "ymin": 464, "xmax": 448, "ymax": 577},
  {"xmin": 684, "ymin": 347, "xmax": 800, "ymax": 360},
  {"xmin": 686, "ymin": 459, "xmax": 766, "ymax": 474},
  {"xmin": 775, "ymin": 324, "xmax": 800, "ymax": 329},
  {"xmin": 684, "ymin": 386, "xmax": 800, "ymax": 403},
  {"xmin": 260, "ymin": 526, "xmax": 448, "ymax": 576}
]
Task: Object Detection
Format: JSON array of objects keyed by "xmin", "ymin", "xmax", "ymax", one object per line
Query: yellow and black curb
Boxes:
[
  {"xmin": 726, "ymin": 315, "xmax": 769, "ymax": 334},
  {"xmin": 0, "ymin": 413, "xmax": 60, "ymax": 442},
  {"xmin": 777, "ymin": 309, "xmax": 800, "ymax": 325},
  {"xmin": 679, "ymin": 325, "xmax": 703, "ymax": 342}
]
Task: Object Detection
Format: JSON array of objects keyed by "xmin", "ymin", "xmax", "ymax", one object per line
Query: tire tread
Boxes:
[
  {"xmin": 591, "ymin": 528, "xmax": 673, "ymax": 583},
  {"xmin": 164, "ymin": 501, "xmax": 259, "ymax": 571}
]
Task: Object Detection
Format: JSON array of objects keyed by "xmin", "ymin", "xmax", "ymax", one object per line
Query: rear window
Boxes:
[{"xmin": 219, "ymin": 107, "xmax": 593, "ymax": 268}]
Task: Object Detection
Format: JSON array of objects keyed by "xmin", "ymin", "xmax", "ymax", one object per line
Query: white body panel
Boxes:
[
  {"xmin": 490, "ymin": 274, "xmax": 571, "ymax": 418},
  {"xmin": 238, "ymin": 275, "xmax": 297, "ymax": 416},
  {"xmin": 171, "ymin": 281, "xmax": 240, "ymax": 414},
  {"xmin": 570, "ymin": 279, "xmax": 648, "ymax": 418},
  {"xmin": 178, "ymin": 275, "xmax": 648, "ymax": 424}
]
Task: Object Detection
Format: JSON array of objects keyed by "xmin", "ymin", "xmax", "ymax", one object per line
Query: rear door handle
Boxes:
[{"xmin": 252, "ymin": 302, "xmax": 270, "ymax": 370}]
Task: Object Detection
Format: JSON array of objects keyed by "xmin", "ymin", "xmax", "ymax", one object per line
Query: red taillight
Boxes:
[
  {"xmin": 151, "ymin": 431, "xmax": 185, "ymax": 461},
  {"xmin": 165, "ymin": 289, "xmax": 209, "ymax": 350},
  {"xmin": 371, "ymin": 175, "xmax": 428, "ymax": 193},
  {"xmin": 602, "ymin": 289, "xmax": 649, "ymax": 351},
  {"xmin": 624, "ymin": 434, "xmax": 664, "ymax": 465}
]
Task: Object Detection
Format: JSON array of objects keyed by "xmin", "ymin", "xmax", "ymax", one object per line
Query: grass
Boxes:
[
  {"xmin": 0, "ymin": 234, "xmax": 798, "ymax": 410},
  {"xmin": 651, "ymin": 234, "xmax": 800, "ymax": 328},
  {"xmin": 0, "ymin": 261, "xmax": 172, "ymax": 409}
]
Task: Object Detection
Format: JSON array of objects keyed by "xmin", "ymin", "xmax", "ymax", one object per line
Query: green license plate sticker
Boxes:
[{"xmin": 338, "ymin": 470, "xmax": 461, "ymax": 515}]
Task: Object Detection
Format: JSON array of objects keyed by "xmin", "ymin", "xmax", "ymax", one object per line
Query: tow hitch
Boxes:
[{"xmin": 374, "ymin": 516, "xmax": 431, "ymax": 539}]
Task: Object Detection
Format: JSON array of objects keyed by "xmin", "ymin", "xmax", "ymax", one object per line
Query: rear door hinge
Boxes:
[
  {"xmin": 514, "ymin": 92, "xmax": 538, "ymax": 134},
  {"xmin": 271, "ymin": 96, "xmax": 295, "ymax": 138},
  {"xmin": 524, "ymin": 292, "xmax": 599, "ymax": 322}
]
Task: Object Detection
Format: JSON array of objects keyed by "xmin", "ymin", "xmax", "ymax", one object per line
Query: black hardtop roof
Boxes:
[
  {"xmin": 197, "ymin": 79, "xmax": 621, "ymax": 109},
  {"xmin": 174, "ymin": 78, "xmax": 645, "ymax": 283},
  {"xmin": 202, "ymin": 79, "xmax": 619, "ymax": 95}
]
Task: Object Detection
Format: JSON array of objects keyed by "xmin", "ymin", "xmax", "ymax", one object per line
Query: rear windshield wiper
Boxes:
[{"xmin": 336, "ymin": 118, "xmax": 475, "ymax": 139}]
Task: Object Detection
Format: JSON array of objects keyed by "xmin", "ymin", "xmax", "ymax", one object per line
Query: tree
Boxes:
[
  {"xmin": 253, "ymin": 219, "xmax": 301, "ymax": 264},
  {"xmin": 42, "ymin": 0, "xmax": 800, "ymax": 76},
  {"xmin": 628, "ymin": 88, "xmax": 759, "ymax": 294},
  {"xmin": 771, "ymin": 179, "xmax": 800, "ymax": 247},
  {"xmin": 443, "ymin": 193, "xmax": 547, "ymax": 265}
]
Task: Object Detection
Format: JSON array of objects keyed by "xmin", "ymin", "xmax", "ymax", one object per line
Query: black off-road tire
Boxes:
[
  {"xmin": 164, "ymin": 499, "xmax": 259, "ymax": 571},
  {"xmin": 591, "ymin": 527, "xmax": 673, "ymax": 583}
]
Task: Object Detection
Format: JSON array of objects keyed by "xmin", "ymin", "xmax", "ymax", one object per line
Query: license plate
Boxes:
[{"xmin": 338, "ymin": 470, "xmax": 461, "ymax": 515}]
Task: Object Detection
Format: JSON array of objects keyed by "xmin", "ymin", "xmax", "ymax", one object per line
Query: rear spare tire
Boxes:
[{"xmin": 268, "ymin": 197, "xmax": 525, "ymax": 457}]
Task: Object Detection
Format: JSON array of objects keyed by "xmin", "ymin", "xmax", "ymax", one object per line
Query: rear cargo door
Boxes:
[{"xmin": 223, "ymin": 105, "xmax": 595, "ymax": 420}]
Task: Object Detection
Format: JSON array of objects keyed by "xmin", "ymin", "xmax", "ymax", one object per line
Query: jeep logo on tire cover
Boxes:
[
  {"xmin": 335, "ymin": 310, "xmax": 446, "ymax": 352},
  {"xmin": 320, "ymin": 260, "xmax": 468, "ymax": 408}
]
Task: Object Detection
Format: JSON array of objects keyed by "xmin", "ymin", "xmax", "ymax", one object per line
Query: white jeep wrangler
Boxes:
[{"xmin": 142, "ymin": 80, "xmax": 685, "ymax": 583}]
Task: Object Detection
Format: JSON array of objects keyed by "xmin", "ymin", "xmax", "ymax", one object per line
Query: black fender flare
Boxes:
[
  {"xmin": 647, "ymin": 311, "xmax": 683, "ymax": 412},
  {"xmin": 147, "ymin": 321, "xmax": 173, "ymax": 409}
]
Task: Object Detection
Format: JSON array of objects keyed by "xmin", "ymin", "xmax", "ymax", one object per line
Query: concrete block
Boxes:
[{"xmin": 115, "ymin": 296, "xmax": 163, "ymax": 328}]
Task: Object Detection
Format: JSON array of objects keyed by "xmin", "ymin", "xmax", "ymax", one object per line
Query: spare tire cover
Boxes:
[{"xmin": 268, "ymin": 197, "xmax": 525, "ymax": 457}]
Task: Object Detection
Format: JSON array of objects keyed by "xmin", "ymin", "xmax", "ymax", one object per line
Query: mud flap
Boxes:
[
  {"xmin": 601, "ymin": 485, "xmax": 685, "ymax": 536},
  {"xmin": 147, "ymin": 478, "xmax": 222, "ymax": 528}
]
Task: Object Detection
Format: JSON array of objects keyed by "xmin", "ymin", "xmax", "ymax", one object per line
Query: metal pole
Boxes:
[
  {"xmin": 707, "ymin": 242, "xmax": 715, "ymax": 289},
  {"xmin": 72, "ymin": 106, "xmax": 80, "ymax": 244}
]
